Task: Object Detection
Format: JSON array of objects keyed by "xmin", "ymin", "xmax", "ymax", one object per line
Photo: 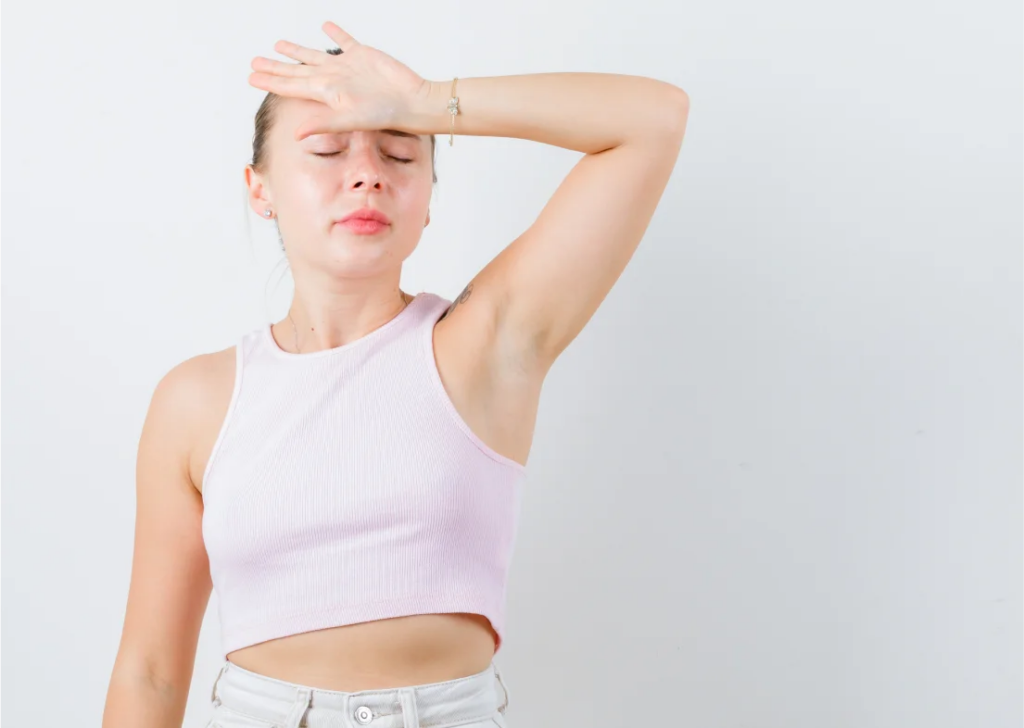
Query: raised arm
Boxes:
[
  {"xmin": 406, "ymin": 72, "xmax": 690, "ymax": 368},
  {"xmin": 249, "ymin": 22, "xmax": 690, "ymax": 371}
]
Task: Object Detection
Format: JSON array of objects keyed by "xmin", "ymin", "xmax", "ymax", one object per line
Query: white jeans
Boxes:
[{"xmin": 205, "ymin": 659, "xmax": 511, "ymax": 728}]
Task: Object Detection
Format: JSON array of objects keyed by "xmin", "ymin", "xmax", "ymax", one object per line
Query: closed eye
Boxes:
[{"xmin": 312, "ymin": 152, "xmax": 413, "ymax": 163}]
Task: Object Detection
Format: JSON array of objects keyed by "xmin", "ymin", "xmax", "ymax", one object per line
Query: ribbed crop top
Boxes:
[{"xmin": 200, "ymin": 292, "xmax": 526, "ymax": 659}]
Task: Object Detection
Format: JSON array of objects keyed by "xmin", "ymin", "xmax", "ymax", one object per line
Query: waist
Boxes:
[
  {"xmin": 209, "ymin": 654, "xmax": 511, "ymax": 728},
  {"xmin": 226, "ymin": 613, "xmax": 498, "ymax": 691}
]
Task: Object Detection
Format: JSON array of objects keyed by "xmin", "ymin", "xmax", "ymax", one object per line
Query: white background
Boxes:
[{"xmin": 2, "ymin": 1, "xmax": 1021, "ymax": 726}]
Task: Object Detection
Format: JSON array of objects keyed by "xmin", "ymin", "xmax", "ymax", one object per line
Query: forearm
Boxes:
[
  {"xmin": 102, "ymin": 663, "xmax": 186, "ymax": 728},
  {"xmin": 404, "ymin": 72, "xmax": 689, "ymax": 154}
]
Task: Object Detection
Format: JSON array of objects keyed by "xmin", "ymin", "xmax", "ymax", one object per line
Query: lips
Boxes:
[
  {"xmin": 339, "ymin": 207, "xmax": 391, "ymax": 225},
  {"xmin": 336, "ymin": 207, "xmax": 391, "ymax": 236}
]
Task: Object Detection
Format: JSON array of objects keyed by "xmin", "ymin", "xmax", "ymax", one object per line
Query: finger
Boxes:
[
  {"xmin": 322, "ymin": 21, "xmax": 358, "ymax": 52},
  {"xmin": 251, "ymin": 56, "xmax": 313, "ymax": 77},
  {"xmin": 273, "ymin": 39, "xmax": 327, "ymax": 66},
  {"xmin": 248, "ymin": 72, "xmax": 317, "ymax": 101}
]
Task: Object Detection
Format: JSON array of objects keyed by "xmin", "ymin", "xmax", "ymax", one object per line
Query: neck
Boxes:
[{"xmin": 274, "ymin": 288, "xmax": 413, "ymax": 354}]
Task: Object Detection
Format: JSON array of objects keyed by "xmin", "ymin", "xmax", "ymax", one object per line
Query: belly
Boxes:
[{"xmin": 224, "ymin": 612, "xmax": 498, "ymax": 690}]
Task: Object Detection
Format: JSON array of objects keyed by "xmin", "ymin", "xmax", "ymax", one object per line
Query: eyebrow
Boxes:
[
  {"xmin": 380, "ymin": 129, "xmax": 421, "ymax": 139},
  {"xmin": 301, "ymin": 129, "xmax": 422, "ymax": 144}
]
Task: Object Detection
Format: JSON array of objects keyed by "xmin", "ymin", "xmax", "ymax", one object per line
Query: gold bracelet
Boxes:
[{"xmin": 447, "ymin": 77, "xmax": 460, "ymax": 146}]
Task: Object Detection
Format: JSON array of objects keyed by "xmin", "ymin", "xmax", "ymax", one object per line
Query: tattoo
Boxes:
[{"xmin": 439, "ymin": 283, "xmax": 473, "ymax": 322}]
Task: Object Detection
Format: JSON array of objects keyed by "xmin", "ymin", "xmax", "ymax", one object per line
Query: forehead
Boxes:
[{"xmin": 273, "ymin": 97, "xmax": 423, "ymax": 143}]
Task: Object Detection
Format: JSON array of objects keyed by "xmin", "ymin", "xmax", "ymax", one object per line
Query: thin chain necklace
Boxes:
[{"xmin": 285, "ymin": 292, "xmax": 412, "ymax": 354}]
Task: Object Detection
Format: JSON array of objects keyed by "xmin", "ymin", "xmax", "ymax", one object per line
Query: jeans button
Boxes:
[{"xmin": 354, "ymin": 705, "xmax": 373, "ymax": 724}]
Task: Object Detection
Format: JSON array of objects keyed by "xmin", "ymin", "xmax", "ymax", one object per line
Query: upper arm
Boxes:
[
  {"xmin": 109, "ymin": 356, "xmax": 217, "ymax": 706},
  {"xmin": 477, "ymin": 87, "xmax": 690, "ymax": 368}
]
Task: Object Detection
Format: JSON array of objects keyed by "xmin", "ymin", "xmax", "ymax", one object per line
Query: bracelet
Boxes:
[{"xmin": 447, "ymin": 77, "xmax": 460, "ymax": 146}]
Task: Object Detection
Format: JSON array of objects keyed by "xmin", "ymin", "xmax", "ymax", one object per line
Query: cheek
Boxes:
[
  {"xmin": 282, "ymin": 168, "xmax": 337, "ymax": 211},
  {"xmin": 394, "ymin": 186, "xmax": 432, "ymax": 223},
  {"xmin": 394, "ymin": 168, "xmax": 433, "ymax": 202}
]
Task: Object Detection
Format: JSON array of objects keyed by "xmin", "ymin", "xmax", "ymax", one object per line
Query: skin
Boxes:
[
  {"xmin": 247, "ymin": 97, "xmax": 435, "ymax": 352},
  {"xmin": 232, "ymin": 98, "xmax": 528, "ymax": 685},
  {"xmin": 103, "ymin": 98, "xmax": 545, "ymax": 728},
  {"xmin": 104, "ymin": 24, "xmax": 688, "ymax": 727}
]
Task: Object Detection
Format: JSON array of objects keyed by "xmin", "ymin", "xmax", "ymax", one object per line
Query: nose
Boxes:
[
  {"xmin": 346, "ymin": 144, "xmax": 385, "ymax": 192},
  {"xmin": 350, "ymin": 170, "xmax": 382, "ymax": 191}
]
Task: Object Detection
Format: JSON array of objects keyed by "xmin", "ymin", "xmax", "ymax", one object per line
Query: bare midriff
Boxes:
[{"xmin": 224, "ymin": 612, "xmax": 498, "ymax": 691}]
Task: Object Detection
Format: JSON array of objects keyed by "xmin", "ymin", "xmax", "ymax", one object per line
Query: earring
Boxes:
[{"xmin": 264, "ymin": 209, "xmax": 273, "ymax": 218}]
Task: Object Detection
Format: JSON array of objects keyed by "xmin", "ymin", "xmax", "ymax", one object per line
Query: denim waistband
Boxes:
[{"xmin": 208, "ymin": 659, "xmax": 510, "ymax": 728}]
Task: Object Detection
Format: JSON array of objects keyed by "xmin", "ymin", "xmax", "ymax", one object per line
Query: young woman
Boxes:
[{"xmin": 103, "ymin": 20, "xmax": 689, "ymax": 728}]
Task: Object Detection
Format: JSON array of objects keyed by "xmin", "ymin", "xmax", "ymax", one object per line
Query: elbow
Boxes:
[
  {"xmin": 664, "ymin": 86, "xmax": 690, "ymax": 136},
  {"xmin": 647, "ymin": 84, "xmax": 690, "ymax": 140}
]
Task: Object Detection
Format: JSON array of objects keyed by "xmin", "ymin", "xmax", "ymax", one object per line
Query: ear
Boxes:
[{"xmin": 245, "ymin": 165, "xmax": 273, "ymax": 218}]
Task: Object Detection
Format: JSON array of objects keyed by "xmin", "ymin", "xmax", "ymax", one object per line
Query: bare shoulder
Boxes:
[
  {"xmin": 430, "ymin": 281, "xmax": 546, "ymax": 470},
  {"xmin": 146, "ymin": 345, "xmax": 237, "ymax": 495}
]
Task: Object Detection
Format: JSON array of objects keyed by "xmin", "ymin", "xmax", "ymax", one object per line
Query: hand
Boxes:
[{"xmin": 248, "ymin": 21, "xmax": 431, "ymax": 141}]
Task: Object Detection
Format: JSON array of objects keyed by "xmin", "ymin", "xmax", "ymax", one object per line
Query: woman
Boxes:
[{"xmin": 103, "ymin": 20, "xmax": 689, "ymax": 728}]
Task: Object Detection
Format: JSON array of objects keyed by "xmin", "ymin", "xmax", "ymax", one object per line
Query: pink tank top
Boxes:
[{"xmin": 201, "ymin": 292, "xmax": 526, "ymax": 659}]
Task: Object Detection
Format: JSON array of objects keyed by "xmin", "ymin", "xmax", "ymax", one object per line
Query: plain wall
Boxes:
[{"xmin": 2, "ymin": 1, "xmax": 1021, "ymax": 726}]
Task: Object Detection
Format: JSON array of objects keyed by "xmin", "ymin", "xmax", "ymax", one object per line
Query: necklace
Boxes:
[{"xmin": 285, "ymin": 292, "xmax": 412, "ymax": 354}]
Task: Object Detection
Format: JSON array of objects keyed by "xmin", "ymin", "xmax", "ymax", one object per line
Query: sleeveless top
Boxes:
[{"xmin": 201, "ymin": 292, "xmax": 527, "ymax": 659}]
